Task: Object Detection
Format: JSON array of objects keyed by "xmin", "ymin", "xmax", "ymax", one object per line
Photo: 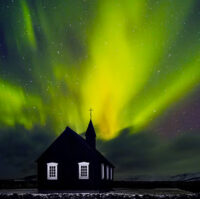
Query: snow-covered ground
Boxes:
[{"xmin": 0, "ymin": 189, "xmax": 198, "ymax": 199}]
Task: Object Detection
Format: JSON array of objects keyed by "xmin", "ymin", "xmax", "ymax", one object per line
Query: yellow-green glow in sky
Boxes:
[{"xmin": 0, "ymin": 0, "xmax": 200, "ymax": 140}]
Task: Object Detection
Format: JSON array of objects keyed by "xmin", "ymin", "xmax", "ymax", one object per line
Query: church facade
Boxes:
[{"xmin": 37, "ymin": 120, "xmax": 115, "ymax": 190}]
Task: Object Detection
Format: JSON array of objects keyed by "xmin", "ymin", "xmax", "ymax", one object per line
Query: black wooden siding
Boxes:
[{"xmin": 37, "ymin": 126, "xmax": 114, "ymax": 190}]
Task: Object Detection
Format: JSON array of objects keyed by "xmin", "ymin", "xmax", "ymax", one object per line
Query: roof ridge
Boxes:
[{"xmin": 36, "ymin": 126, "xmax": 75, "ymax": 162}]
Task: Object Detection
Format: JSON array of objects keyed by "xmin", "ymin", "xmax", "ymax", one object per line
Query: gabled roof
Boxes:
[
  {"xmin": 85, "ymin": 120, "xmax": 96, "ymax": 138},
  {"xmin": 36, "ymin": 126, "xmax": 114, "ymax": 168}
]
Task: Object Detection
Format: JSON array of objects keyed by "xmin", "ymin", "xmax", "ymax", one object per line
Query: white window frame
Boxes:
[
  {"xmin": 47, "ymin": 162, "xmax": 58, "ymax": 180},
  {"xmin": 78, "ymin": 162, "xmax": 89, "ymax": 180},
  {"xmin": 106, "ymin": 165, "xmax": 109, "ymax": 180},
  {"xmin": 101, "ymin": 163, "xmax": 104, "ymax": 179}
]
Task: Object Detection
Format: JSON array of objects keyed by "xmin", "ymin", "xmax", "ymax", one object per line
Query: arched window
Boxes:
[
  {"xmin": 47, "ymin": 162, "xmax": 58, "ymax": 180},
  {"xmin": 78, "ymin": 162, "xmax": 89, "ymax": 179}
]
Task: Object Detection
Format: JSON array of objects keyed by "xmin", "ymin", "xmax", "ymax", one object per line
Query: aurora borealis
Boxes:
[{"xmin": 1, "ymin": 0, "xmax": 200, "ymax": 179}]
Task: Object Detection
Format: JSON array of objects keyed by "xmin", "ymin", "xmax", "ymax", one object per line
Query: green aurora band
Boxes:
[{"xmin": 0, "ymin": 0, "xmax": 200, "ymax": 139}]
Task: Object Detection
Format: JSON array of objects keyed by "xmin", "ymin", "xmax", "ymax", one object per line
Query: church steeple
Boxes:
[{"xmin": 85, "ymin": 119, "xmax": 96, "ymax": 149}]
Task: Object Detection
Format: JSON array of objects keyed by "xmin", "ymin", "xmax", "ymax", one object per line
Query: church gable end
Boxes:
[{"xmin": 37, "ymin": 120, "xmax": 114, "ymax": 190}]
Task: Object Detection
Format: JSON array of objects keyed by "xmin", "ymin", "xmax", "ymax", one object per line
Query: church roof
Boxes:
[{"xmin": 36, "ymin": 126, "xmax": 114, "ymax": 168}]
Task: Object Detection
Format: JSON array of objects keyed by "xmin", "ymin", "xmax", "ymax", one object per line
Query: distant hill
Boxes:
[{"xmin": 170, "ymin": 173, "xmax": 200, "ymax": 181}]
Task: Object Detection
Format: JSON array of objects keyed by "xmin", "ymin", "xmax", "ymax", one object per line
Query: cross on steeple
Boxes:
[{"xmin": 89, "ymin": 108, "xmax": 93, "ymax": 120}]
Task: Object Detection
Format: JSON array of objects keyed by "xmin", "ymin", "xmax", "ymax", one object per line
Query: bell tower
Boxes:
[{"xmin": 85, "ymin": 109, "xmax": 96, "ymax": 148}]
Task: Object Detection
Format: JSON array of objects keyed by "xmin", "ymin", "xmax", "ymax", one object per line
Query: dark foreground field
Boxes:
[
  {"xmin": 0, "ymin": 192, "xmax": 199, "ymax": 199},
  {"xmin": 0, "ymin": 189, "xmax": 198, "ymax": 199},
  {"xmin": 0, "ymin": 180, "xmax": 200, "ymax": 198}
]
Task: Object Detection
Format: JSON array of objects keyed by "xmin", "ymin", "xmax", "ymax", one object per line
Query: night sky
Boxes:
[{"xmin": 0, "ymin": 0, "xmax": 200, "ymax": 180}]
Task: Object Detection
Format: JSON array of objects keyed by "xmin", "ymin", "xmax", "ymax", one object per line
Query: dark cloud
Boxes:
[
  {"xmin": 0, "ymin": 126, "xmax": 54, "ymax": 179},
  {"xmin": 97, "ymin": 128, "xmax": 200, "ymax": 180},
  {"xmin": 1, "ymin": 126, "xmax": 200, "ymax": 180}
]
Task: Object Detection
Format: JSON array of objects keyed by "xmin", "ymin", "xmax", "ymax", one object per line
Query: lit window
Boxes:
[
  {"xmin": 106, "ymin": 165, "xmax": 109, "ymax": 180},
  {"xmin": 47, "ymin": 162, "xmax": 58, "ymax": 180},
  {"xmin": 101, "ymin": 163, "xmax": 104, "ymax": 179},
  {"xmin": 78, "ymin": 162, "xmax": 89, "ymax": 179}
]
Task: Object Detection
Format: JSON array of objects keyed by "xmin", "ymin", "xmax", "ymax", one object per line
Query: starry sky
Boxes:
[{"xmin": 0, "ymin": 0, "xmax": 200, "ymax": 179}]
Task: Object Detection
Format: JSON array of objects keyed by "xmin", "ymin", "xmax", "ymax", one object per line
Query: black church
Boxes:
[{"xmin": 37, "ymin": 120, "xmax": 115, "ymax": 190}]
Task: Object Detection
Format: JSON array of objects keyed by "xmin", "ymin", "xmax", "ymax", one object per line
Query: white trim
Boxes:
[
  {"xmin": 106, "ymin": 165, "xmax": 109, "ymax": 180},
  {"xmin": 101, "ymin": 163, "xmax": 104, "ymax": 179},
  {"xmin": 47, "ymin": 162, "xmax": 58, "ymax": 180},
  {"xmin": 78, "ymin": 162, "xmax": 89, "ymax": 180}
]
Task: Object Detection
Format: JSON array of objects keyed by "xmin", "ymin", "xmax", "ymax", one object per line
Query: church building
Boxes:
[{"xmin": 36, "ymin": 119, "xmax": 115, "ymax": 190}]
